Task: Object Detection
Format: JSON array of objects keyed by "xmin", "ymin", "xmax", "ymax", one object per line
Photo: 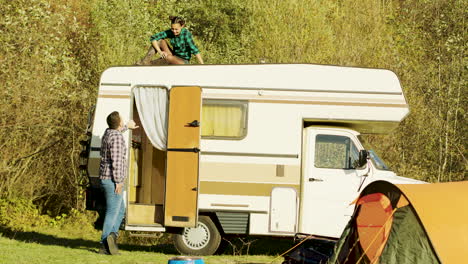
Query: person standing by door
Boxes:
[{"xmin": 98, "ymin": 111, "xmax": 138, "ymax": 255}]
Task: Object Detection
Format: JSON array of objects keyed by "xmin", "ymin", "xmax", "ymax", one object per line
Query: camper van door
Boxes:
[
  {"xmin": 300, "ymin": 128, "xmax": 363, "ymax": 238},
  {"xmin": 164, "ymin": 86, "xmax": 202, "ymax": 228}
]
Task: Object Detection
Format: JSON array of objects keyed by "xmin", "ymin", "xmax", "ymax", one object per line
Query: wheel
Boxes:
[{"xmin": 173, "ymin": 215, "xmax": 221, "ymax": 256}]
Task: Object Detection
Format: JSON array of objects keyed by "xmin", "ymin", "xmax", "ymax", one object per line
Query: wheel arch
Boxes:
[{"xmin": 199, "ymin": 211, "xmax": 226, "ymax": 235}]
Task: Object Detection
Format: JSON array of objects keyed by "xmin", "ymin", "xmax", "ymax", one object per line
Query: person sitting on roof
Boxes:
[{"xmin": 138, "ymin": 16, "xmax": 204, "ymax": 65}]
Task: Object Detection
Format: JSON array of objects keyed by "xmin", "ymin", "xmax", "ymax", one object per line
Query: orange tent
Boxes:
[{"xmin": 329, "ymin": 180, "xmax": 468, "ymax": 264}]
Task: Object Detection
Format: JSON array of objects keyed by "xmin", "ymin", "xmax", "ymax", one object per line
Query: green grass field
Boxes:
[{"xmin": 0, "ymin": 224, "xmax": 289, "ymax": 264}]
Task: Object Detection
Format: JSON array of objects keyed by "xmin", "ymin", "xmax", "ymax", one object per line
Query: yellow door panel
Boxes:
[
  {"xmin": 165, "ymin": 86, "xmax": 202, "ymax": 228},
  {"xmin": 167, "ymin": 86, "xmax": 202, "ymax": 149},
  {"xmin": 165, "ymin": 151, "xmax": 199, "ymax": 227}
]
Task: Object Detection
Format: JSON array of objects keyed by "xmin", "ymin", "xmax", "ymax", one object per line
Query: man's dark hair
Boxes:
[{"xmin": 107, "ymin": 111, "xmax": 121, "ymax": 129}]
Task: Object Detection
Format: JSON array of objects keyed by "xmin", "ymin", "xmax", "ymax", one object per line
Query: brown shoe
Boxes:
[
  {"xmin": 98, "ymin": 243, "xmax": 110, "ymax": 255},
  {"xmin": 106, "ymin": 232, "xmax": 120, "ymax": 255}
]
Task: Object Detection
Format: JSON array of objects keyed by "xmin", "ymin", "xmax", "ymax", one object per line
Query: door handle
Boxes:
[
  {"xmin": 191, "ymin": 187, "xmax": 197, "ymax": 191},
  {"xmin": 186, "ymin": 120, "xmax": 200, "ymax": 127},
  {"xmin": 167, "ymin": 148, "xmax": 200, "ymax": 153},
  {"xmin": 309, "ymin": 178, "xmax": 323, "ymax": 182}
]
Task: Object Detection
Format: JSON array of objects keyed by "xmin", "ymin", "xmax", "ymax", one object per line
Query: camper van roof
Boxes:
[{"xmin": 100, "ymin": 64, "xmax": 403, "ymax": 95}]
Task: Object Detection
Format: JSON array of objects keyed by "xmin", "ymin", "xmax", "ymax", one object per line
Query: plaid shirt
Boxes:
[
  {"xmin": 99, "ymin": 127, "xmax": 128, "ymax": 183},
  {"xmin": 150, "ymin": 28, "xmax": 200, "ymax": 60}
]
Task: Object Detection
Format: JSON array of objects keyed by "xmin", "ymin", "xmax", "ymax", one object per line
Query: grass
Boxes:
[{"xmin": 0, "ymin": 222, "xmax": 289, "ymax": 264}]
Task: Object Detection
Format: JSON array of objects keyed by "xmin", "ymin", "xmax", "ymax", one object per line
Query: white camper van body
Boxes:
[{"xmin": 85, "ymin": 64, "xmax": 420, "ymax": 255}]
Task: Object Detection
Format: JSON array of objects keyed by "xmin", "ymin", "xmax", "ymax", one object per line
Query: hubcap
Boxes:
[{"xmin": 182, "ymin": 222, "xmax": 210, "ymax": 250}]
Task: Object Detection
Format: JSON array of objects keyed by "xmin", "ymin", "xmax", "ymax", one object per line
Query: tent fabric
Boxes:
[
  {"xmin": 329, "ymin": 217, "xmax": 367, "ymax": 264},
  {"xmin": 396, "ymin": 181, "xmax": 468, "ymax": 263},
  {"xmin": 329, "ymin": 180, "xmax": 468, "ymax": 264},
  {"xmin": 396, "ymin": 194, "xmax": 409, "ymax": 208},
  {"xmin": 133, "ymin": 87, "xmax": 168, "ymax": 150},
  {"xmin": 356, "ymin": 193, "xmax": 394, "ymax": 263},
  {"xmin": 378, "ymin": 205, "xmax": 439, "ymax": 264}
]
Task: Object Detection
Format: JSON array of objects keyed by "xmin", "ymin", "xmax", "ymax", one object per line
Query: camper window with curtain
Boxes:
[
  {"xmin": 201, "ymin": 100, "xmax": 248, "ymax": 139},
  {"xmin": 314, "ymin": 135, "xmax": 359, "ymax": 169}
]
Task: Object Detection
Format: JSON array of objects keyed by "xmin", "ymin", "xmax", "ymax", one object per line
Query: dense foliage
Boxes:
[{"xmin": 0, "ymin": 0, "xmax": 465, "ymax": 216}]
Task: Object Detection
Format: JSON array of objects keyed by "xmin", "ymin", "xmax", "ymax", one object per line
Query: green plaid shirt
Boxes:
[{"xmin": 150, "ymin": 28, "xmax": 200, "ymax": 60}]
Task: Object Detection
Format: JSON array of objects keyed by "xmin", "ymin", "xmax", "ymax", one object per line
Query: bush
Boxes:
[
  {"xmin": 0, "ymin": 198, "xmax": 48, "ymax": 231},
  {"xmin": 0, "ymin": 0, "xmax": 96, "ymax": 216}
]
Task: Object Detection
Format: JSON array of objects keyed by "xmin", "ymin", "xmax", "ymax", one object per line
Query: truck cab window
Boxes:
[
  {"xmin": 315, "ymin": 134, "xmax": 359, "ymax": 169},
  {"xmin": 201, "ymin": 100, "xmax": 248, "ymax": 139}
]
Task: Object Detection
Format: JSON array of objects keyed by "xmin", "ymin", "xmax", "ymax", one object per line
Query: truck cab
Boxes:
[{"xmin": 299, "ymin": 126, "xmax": 421, "ymax": 238}]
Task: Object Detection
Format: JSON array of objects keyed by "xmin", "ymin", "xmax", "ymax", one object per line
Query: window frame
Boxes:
[
  {"xmin": 313, "ymin": 134, "xmax": 360, "ymax": 170},
  {"xmin": 201, "ymin": 99, "xmax": 249, "ymax": 140}
]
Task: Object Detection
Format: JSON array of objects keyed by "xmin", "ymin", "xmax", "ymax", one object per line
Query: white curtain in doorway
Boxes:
[{"xmin": 133, "ymin": 87, "xmax": 168, "ymax": 151}]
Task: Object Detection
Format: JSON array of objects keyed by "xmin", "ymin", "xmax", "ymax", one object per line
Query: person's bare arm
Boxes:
[
  {"xmin": 151, "ymin": 40, "xmax": 167, "ymax": 59},
  {"xmin": 195, "ymin": 53, "xmax": 204, "ymax": 64},
  {"xmin": 126, "ymin": 120, "xmax": 139, "ymax": 129}
]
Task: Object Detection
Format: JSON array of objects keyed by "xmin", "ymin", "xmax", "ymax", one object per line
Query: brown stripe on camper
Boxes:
[
  {"xmin": 200, "ymin": 162, "xmax": 301, "ymax": 184},
  {"xmin": 203, "ymin": 94, "xmax": 408, "ymax": 108},
  {"xmin": 205, "ymin": 93, "xmax": 406, "ymax": 103},
  {"xmin": 200, "ymin": 181, "xmax": 300, "ymax": 196},
  {"xmin": 100, "ymin": 83, "xmax": 132, "ymax": 87},
  {"xmin": 201, "ymin": 86, "xmax": 403, "ymax": 95},
  {"xmin": 99, "ymin": 90, "xmax": 131, "ymax": 94}
]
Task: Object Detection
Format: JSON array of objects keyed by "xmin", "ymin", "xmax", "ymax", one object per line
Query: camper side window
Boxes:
[
  {"xmin": 201, "ymin": 100, "xmax": 248, "ymax": 139},
  {"xmin": 314, "ymin": 135, "xmax": 359, "ymax": 169}
]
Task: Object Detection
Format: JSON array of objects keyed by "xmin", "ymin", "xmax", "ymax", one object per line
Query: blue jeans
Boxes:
[{"xmin": 100, "ymin": 179, "xmax": 125, "ymax": 242}]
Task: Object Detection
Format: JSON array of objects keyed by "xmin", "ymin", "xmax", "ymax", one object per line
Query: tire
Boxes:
[
  {"xmin": 215, "ymin": 238, "xmax": 229, "ymax": 254},
  {"xmin": 173, "ymin": 215, "xmax": 221, "ymax": 256}
]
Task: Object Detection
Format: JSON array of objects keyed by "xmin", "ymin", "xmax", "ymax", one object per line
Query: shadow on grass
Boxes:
[
  {"xmin": 0, "ymin": 225, "xmax": 316, "ymax": 258},
  {"xmin": 0, "ymin": 226, "xmax": 178, "ymax": 254},
  {"xmin": 220, "ymin": 236, "xmax": 295, "ymax": 256}
]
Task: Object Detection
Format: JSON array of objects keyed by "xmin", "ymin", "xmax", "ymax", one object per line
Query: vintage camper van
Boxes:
[{"xmin": 81, "ymin": 64, "xmax": 421, "ymax": 255}]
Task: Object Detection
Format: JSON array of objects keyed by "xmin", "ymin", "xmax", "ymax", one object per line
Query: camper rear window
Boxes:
[{"xmin": 201, "ymin": 100, "xmax": 248, "ymax": 139}]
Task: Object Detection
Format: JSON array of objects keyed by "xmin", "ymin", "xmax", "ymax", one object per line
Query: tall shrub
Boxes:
[
  {"xmin": 386, "ymin": 0, "xmax": 466, "ymax": 182},
  {"xmin": 0, "ymin": 0, "xmax": 96, "ymax": 214}
]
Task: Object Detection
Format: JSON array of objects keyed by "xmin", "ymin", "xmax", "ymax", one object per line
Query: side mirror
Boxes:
[{"xmin": 357, "ymin": 150, "xmax": 369, "ymax": 168}]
